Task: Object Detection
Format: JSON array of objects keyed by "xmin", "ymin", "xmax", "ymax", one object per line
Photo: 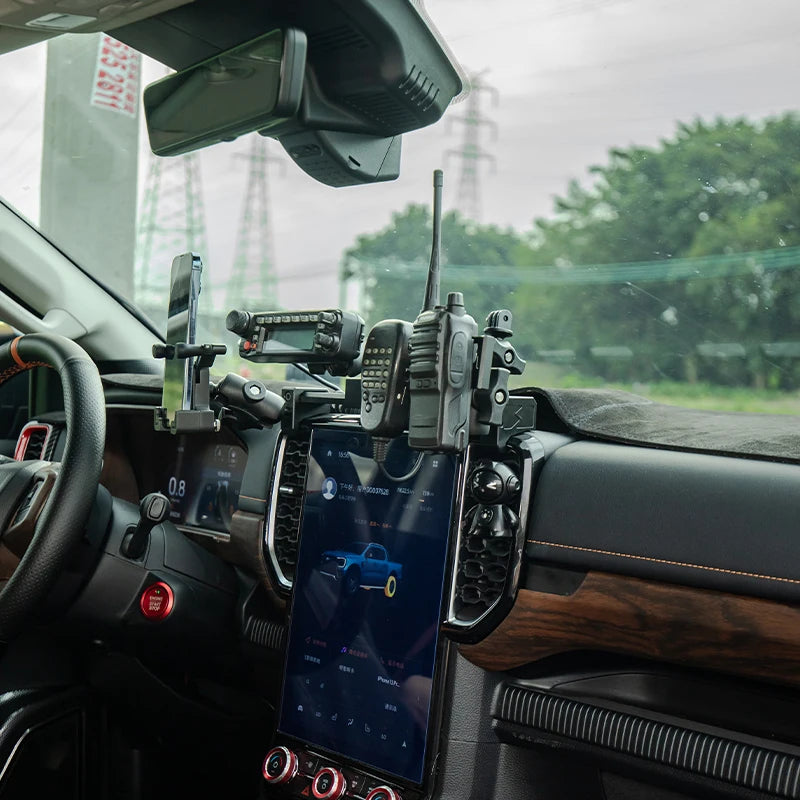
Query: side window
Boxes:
[
  {"xmin": 0, "ymin": 371, "xmax": 29, "ymax": 454},
  {"xmin": 366, "ymin": 547, "xmax": 379, "ymax": 560},
  {"xmin": 0, "ymin": 325, "xmax": 28, "ymax": 455}
]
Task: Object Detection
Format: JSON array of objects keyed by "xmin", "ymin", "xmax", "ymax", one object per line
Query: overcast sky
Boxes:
[{"xmin": 0, "ymin": 0, "xmax": 798, "ymax": 312}]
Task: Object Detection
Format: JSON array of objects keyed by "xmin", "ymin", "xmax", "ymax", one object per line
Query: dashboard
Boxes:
[
  {"xmin": 153, "ymin": 437, "xmax": 245, "ymax": 534},
  {"xmin": 101, "ymin": 411, "xmax": 248, "ymax": 537},
  {"xmin": 80, "ymin": 398, "xmax": 532, "ymax": 800},
  {"xmin": 20, "ymin": 384, "xmax": 800, "ymax": 800}
]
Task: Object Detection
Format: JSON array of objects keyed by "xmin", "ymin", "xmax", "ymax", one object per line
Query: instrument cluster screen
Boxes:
[
  {"xmin": 157, "ymin": 436, "xmax": 246, "ymax": 533},
  {"xmin": 279, "ymin": 428, "xmax": 457, "ymax": 784}
]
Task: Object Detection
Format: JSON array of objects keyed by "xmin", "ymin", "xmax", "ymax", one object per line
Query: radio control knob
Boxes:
[
  {"xmin": 262, "ymin": 746, "xmax": 298, "ymax": 785},
  {"xmin": 312, "ymin": 766, "xmax": 346, "ymax": 799},
  {"xmin": 226, "ymin": 309, "xmax": 252, "ymax": 336},
  {"xmin": 470, "ymin": 467, "xmax": 504, "ymax": 502},
  {"xmin": 366, "ymin": 787, "xmax": 402, "ymax": 800}
]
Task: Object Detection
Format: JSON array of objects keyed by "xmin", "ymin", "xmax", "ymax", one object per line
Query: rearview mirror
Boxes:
[{"xmin": 144, "ymin": 28, "xmax": 307, "ymax": 157}]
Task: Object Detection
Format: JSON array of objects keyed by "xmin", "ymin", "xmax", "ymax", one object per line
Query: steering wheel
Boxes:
[{"xmin": 0, "ymin": 334, "xmax": 105, "ymax": 640}]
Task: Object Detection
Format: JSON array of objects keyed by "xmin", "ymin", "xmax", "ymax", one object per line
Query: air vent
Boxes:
[
  {"xmin": 14, "ymin": 423, "xmax": 53, "ymax": 461},
  {"xmin": 494, "ymin": 686, "xmax": 800, "ymax": 800},
  {"xmin": 397, "ymin": 66, "xmax": 440, "ymax": 112},
  {"xmin": 341, "ymin": 68, "xmax": 439, "ymax": 133},
  {"xmin": 43, "ymin": 426, "xmax": 60, "ymax": 460},
  {"xmin": 243, "ymin": 615, "xmax": 287, "ymax": 651},
  {"xmin": 446, "ymin": 441, "xmax": 543, "ymax": 643},
  {"xmin": 454, "ymin": 517, "xmax": 513, "ymax": 621},
  {"xmin": 266, "ymin": 432, "xmax": 310, "ymax": 589},
  {"xmin": 308, "ymin": 25, "xmax": 370, "ymax": 54}
]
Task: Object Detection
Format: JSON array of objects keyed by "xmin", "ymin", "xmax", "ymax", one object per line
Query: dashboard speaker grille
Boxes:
[
  {"xmin": 271, "ymin": 432, "xmax": 310, "ymax": 586},
  {"xmin": 495, "ymin": 685, "xmax": 800, "ymax": 799}
]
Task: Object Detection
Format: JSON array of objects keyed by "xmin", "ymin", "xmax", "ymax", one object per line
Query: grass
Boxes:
[{"xmin": 511, "ymin": 362, "xmax": 800, "ymax": 415}]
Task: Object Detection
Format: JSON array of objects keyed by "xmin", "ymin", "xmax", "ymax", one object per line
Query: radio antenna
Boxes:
[{"xmin": 422, "ymin": 169, "xmax": 444, "ymax": 312}]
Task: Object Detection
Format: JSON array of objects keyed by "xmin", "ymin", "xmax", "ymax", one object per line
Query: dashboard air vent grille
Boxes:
[
  {"xmin": 243, "ymin": 615, "xmax": 287, "ymax": 651},
  {"xmin": 342, "ymin": 90, "xmax": 420, "ymax": 131},
  {"xmin": 271, "ymin": 432, "xmax": 310, "ymax": 586},
  {"xmin": 14, "ymin": 423, "xmax": 53, "ymax": 461},
  {"xmin": 397, "ymin": 66, "xmax": 440, "ymax": 112},
  {"xmin": 495, "ymin": 686, "xmax": 800, "ymax": 800},
  {"xmin": 308, "ymin": 25, "xmax": 370, "ymax": 54},
  {"xmin": 454, "ymin": 521, "xmax": 511, "ymax": 622}
]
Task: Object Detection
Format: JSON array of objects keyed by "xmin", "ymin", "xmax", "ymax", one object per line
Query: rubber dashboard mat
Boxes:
[{"xmin": 518, "ymin": 386, "xmax": 800, "ymax": 464}]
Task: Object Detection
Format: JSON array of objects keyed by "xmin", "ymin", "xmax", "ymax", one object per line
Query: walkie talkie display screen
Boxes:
[{"xmin": 162, "ymin": 253, "xmax": 202, "ymax": 420}]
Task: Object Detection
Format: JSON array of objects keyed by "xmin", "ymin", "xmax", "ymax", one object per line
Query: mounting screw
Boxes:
[
  {"xmin": 494, "ymin": 390, "xmax": 507, "ymax": 404},
  {"xmin": 504, "ymin": 349, "xmax": 514, "ymax": 364}
]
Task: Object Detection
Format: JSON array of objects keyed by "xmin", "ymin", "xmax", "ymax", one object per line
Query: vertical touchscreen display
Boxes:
[{"xmin": 279, "ymin": 428, "xmax": 457, "ymax": 784}]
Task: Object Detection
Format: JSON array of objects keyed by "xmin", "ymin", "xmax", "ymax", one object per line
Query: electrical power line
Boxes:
[
  {"xmin": 349, "ymin": 246, "xmax": 800, "ymax": 286},
  {"xmin": 445, "ymin": 70, "xmax": 498, "ymax": 221},
  {"xmin": 226, "ymin": 135, "xmax": 282, "ymax": 312},
  {"xmin": 134, "ymin": 152, "xmax": 209, "ymax": 315}
]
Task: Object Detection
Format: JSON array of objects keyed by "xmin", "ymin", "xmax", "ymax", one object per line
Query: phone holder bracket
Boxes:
[{"xmin": 153, "ymin": 342, "xmax": 227, "ymax": 434}]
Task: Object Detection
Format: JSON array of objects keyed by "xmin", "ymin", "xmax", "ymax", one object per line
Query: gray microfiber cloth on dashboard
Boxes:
[{"xmin": 517, "ymin": 387, "xmax": 800, "ymax": 465}]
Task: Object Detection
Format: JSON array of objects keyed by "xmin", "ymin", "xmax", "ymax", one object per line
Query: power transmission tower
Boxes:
[
  {"xmin": 135, "ymin": 152, "xmax": 209, "ymax": 319},
  {"xmin": 445, "ymin": 70, "xmax": 498, "ymax": 222},
  {"xmin": 225, "ymin": 136, "xmax": 282, "ymax": 312}
]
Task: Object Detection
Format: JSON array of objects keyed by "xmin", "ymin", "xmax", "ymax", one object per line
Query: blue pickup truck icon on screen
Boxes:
[{"xmin": 319, "ymin": 542, "xmax": 403, "ymax": 598}]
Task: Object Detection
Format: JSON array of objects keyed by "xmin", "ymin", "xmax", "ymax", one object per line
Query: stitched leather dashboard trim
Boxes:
[
  {"xmin": 528, "ymin": 539, "xmax": 800, "ymax": 586},
  {"xmin": 525, "ymin": 440, "xmax": 800, "ymax": 603}
]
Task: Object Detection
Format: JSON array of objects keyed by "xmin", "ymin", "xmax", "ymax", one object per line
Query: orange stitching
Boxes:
[
  {"xmin": 239, "ymin": 494, "xmax": 266, "ymax": 503},
  {"xmin": 0, "ymin": 361, "xmax": 50, "ymax": 387},
  {"xmin": 526, "ymin": 539, "xmax": 800, "ymax": 585}
]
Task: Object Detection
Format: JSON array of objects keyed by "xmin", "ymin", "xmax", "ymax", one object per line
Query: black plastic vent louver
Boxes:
[
  {"xmin": 308, "ymin": 25, "xmax": 370, "ymax": 54},
  {"xmin": 451, "ymin": 455, "xmax": 523, "ymax": 627},
  {"xmin": 343, "ymin": 90, "xmax": 420, "ymax": 131},
  {"xmin": 243, "ymin": 615, "xmax": 287, "ymax": 651},
  {"xmin": 272, "ymin": 432, "xmax": 310, "ymax": 586},
  {"xmin": 24, "ymin": 428, "xmax": 47, "ymax": 459},
  {"xmin": 43, "ymin": 425, "xmax": 61, "ymax": 460},
  {"xmin": 397, "ymin": 66, "xmax": 440, "ymax": 112},
  {"xmin": 495, "ymin": 686, "xmax": 800, "ymax": 800},
  {"xmin": 453, "ymin": 519, "xmax": 511, "ymax": 622}
]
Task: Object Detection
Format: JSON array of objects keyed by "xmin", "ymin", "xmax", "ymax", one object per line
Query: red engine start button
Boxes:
[{"xmin": 139, "ymin": 582, "xmax": 174, "ymax": 620}]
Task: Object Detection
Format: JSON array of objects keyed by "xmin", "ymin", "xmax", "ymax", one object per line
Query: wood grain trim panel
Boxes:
[{"xmin": 458, "ymin": 571, "xmax": 800, "ymax": 687}]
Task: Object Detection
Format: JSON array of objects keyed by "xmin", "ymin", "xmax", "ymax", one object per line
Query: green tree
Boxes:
[
  {"xmin": 341, "ymin": 205, "xmax": 535, "ymax": 329},
  {"xmin": 342, "ymin": 114, "xmax": 800, "ymax": 390},
  {"xmin": 523, "ymin": 113, "xmax": 800, "ymax": 387}
]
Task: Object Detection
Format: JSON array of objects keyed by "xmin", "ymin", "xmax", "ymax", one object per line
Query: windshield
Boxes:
[{"xmin": 1, "ymin": 1, "xmax": 798, "ymax": 413}]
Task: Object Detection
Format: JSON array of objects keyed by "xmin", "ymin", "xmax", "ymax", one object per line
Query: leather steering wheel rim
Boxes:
[{"xmin": 0, "ymin": 333, "xmax": 105, "ymax": 640}]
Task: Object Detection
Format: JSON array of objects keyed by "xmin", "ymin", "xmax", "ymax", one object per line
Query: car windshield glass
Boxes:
[
  {"xmin": 0, "ymin": 1, "xmax": 798, "ymax": 414},
  {"xmin": 345, "ymin": 543, "xmax": 370, "ymax": 556}
]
